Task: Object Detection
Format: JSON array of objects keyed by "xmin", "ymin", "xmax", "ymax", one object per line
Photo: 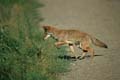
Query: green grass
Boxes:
[{"xmin": 0, "ymin": 0, "xmax": 70, "ymax": 80}]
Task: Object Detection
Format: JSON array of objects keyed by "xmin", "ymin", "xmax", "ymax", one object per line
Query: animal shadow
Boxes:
[
  {"xmin": 58, "ymin": 55, "xmax": 77, "ymax": 61},
  {"xmin": 58, "ymin": 54, "xmax": 103, "ymax": 61},
  {"xmin": 85, "ymin": 55, "xmax": 103, "ymax": 58}
]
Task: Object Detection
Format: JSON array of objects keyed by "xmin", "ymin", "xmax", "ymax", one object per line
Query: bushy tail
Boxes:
[{"xmin": 91, "ymin": 37, "xmax": 108, "ymax": 48}]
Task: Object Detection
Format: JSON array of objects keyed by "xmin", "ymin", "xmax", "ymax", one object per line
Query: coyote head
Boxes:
[
  {"xmin": 42, "ymin": 25, "xmax": 54, "ymax": 40},
  {"xmin": 42, "ymin": 26, "xmax": 51, "ymax": 32}
]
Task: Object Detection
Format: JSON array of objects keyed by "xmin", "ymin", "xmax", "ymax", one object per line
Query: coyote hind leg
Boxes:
[
  {"xmin": 87, "ymin": 47, "xmax": 94, "ymax": 59},
  {"xmin": 81, "ymin": 47, "xmax": 95, "ymax": 60},
  {"xmin": 78, "ymin": 40, "xmax": 94, "ymax": 60}
]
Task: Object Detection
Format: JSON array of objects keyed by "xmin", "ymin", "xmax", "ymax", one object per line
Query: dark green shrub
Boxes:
[{"xmin": 0, "ymin": 0, "xmax": 69, "ymax": 80}]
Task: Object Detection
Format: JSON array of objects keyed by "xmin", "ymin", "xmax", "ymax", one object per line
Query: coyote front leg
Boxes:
[
  {"xmin": 55, "ymin": 41, "xmax": 67, "ymax": 48},
  {"xmin": 55, "ymin": 41, "xmax": 75, "ymax": 52}
]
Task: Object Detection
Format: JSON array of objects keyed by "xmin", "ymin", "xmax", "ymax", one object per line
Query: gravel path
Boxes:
[{"xmin": 39, "ymin": 0, "xmax": 120, "ymax": 80}]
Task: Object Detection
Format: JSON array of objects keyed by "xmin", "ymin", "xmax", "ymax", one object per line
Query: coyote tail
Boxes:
[{"xmin": 91, "ymin": 37, "xmax": 108, "ymax": 48}]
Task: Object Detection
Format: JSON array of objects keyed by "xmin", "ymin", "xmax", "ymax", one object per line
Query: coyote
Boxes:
[{"xmin": 42, "ymin": 25, "xmax": 108, "ymax": 60}]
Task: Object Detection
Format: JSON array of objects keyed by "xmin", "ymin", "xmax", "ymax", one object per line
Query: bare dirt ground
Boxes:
[{"xmin": 39, "ymin": 0, "xmax": 120, "ymax": 80}]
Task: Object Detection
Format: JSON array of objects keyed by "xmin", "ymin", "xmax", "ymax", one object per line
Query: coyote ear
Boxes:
[
  {"xmin": 42, "ymin": 26, "xmax": 47, "ymax": 31},
  {"xmin": 42, "ymin": 25, "xmax": 46, "ymax": 29},
  {"xmin": 42, "ymin": 25, "xmax": 51, "ymax": 30}
]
